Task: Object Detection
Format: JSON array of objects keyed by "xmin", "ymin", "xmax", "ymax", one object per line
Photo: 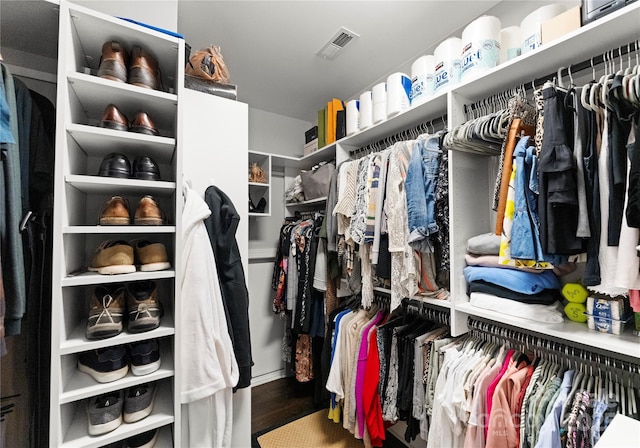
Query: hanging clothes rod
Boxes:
[
  {"xmin": 403, "ymin": 297, "xmax": 450, "ymax": 327},
  {"xmin": 467, "ymin": 317, "xmax": 640, "ymax": 378},
  {"xmin": 350, "ymin": 114, "xmax": 448, "ymax": 157},
  {"xmin": 532, "ymin": 39, "xmax": 639, "ymax": 90}
]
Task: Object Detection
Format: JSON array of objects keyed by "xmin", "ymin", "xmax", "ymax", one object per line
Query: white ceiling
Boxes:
[{"xmin": 1, "ymin": 0, "xmax": 578, "ymax": 123}]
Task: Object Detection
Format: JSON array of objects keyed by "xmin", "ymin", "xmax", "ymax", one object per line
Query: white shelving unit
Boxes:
[
  {"xmin": 264, "ymin": 2, "xmax": 640, "ymax": 364},
  {"xmin": 248, "ymin": 150, "xmax": 272, "ymax": 216},
  {"xmin": 51, "ymin": 2, "xmax": 184, "ymax": 446}
]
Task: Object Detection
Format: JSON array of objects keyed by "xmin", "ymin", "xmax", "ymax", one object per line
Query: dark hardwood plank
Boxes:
[{"xmin": 251, "ymin": 377, "xmax": 318, "ymax": 433}]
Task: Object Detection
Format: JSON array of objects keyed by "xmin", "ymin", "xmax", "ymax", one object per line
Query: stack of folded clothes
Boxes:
[{"xmin": 465, "ymin": 233, "xmax": 564, "ymax": 323}]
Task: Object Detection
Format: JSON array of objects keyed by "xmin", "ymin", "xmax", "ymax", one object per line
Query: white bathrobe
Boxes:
[{"xmin": 181, "ymin": 183, "xmax": 239, "ymax": 448}]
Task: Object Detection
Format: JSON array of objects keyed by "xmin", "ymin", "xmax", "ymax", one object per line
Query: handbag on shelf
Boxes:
[{"xmin": 300, "ymin": 162, "xmax": 335, "ymax": 200}]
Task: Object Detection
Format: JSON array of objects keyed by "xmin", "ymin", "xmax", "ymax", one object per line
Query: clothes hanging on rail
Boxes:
[
  {"xmin": 180, "ymin": 182, "xmax": 239, "ymax": 448},
  {"xmin": 0, "ymin": 62, "xmax": 56, "ymax": 448},
  {"xmin": 324, "ymin": 298, "xmax": 452, "ymax": 447},
  {"xmin": 425, "ymin": 332, "xmax": 639, "ymax": 448},
  {"xmin": 204, "ymin": 185, "xmax": 253, "ymax": 390}
]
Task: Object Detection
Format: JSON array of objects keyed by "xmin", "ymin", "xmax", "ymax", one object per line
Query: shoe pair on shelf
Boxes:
[
  {"xmin": 249, "ymin": 197, "xmax": 266, "ymax": 213},
  {"xmin": 98, "ymin": 152, "xmax": 161, "ymax": 180},
  {"xmin": 97, "ymin": 40, "xmax": 161, "ymax": 91},
  {"xmin": 89, "ymin": 240, "xmax": 171, "ymax": 275},
  {"xmin": 86, "ymin": 382, "xmax": 157, "ymax": 436},
  {"xmin": 99, "ymin": 196, "xmax": 166, "ymax": 226},
  {"xmin": 100, "ymin": 104, "xmax": 159, "ymax": 137},
  {"xmin": 101, "ymin": 429, "xmax": 159, "ymax": 448},
  {"xmin": 86, "ymin": 281, "xmax": 163, "ymax": 339},
  {"xmin": 77, "ymin": 338, "xmax": 161, "ymax": 382}
]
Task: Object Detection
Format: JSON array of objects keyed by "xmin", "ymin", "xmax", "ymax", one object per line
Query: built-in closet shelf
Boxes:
[
  {"xmin": 67, "ymin": 73, "xmax": 178, "ymax": 132},
  {"xmin": 372, "ymin": 287, "xmax": 452, "ymax": 309},
  {"xmin": 60, "ymin": 347, "xmax": 174, "ymax": 403},
  {"xmin": 60, "ymin": 314, "xmax": 175, "ymax": 355},
  {"xmin": 453, "ymin": 1, "xmax": 640, "ymax": 103},
  {"xmin": 249, "ymin": 182, "xmax": 270, "ymax": 188},
  {"xmin": 67, "ymin": 124, "xmax": 177, "ymax": 164},
  {"xmin": 67, "ymin": 4, "xmax": 180, "ymax": 88},
  {"xmin": 65, "ymin": 175, "xmax": 176, "ymax": 195},
  {"xmin": 285, "ymin": 197, "xmax": 327, "ymax": 208},
  {"xmin": 61, "ymin": 269, "xmax": 176, "ymax": 288},
  {"xmin": 63, "ymin": 226, "xmax": 176, "ymax": 234},
  {"xmin": 272, "ymin": 148, "xmax": 336, "ymax": 169},
  {"xmin": 456, "ymin": 302, "xmax": 640, "ymax": 359},
  {"xmin": 61, "ymin": 382, "xmax": 174, "ymax": 448},
  {"xmin": 248, "ymin": 212, "xmax": 270, "ymax": 217}
]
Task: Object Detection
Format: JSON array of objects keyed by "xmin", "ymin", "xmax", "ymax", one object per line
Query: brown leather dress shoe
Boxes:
[
  {"xmin": 129, "ymin": 111, "xmax": 159, "ymax": 136},
  {"xmin": 128, "ymin": 46, "xmax": 161, "ymax": 90},
  {"xmin": 134, "ymin": 196, "xmax": 165, "ymax": 226},
  {"xmin": 99, "ymin": 196, "xmax": 131, "ymax": 225},
  {"xmin": 100, "ymin": 104, "xmax": 129, "ymax": 132},
  {"xmin": 97, "ymin": 41, "xmax": 128, "ymax": 83}
]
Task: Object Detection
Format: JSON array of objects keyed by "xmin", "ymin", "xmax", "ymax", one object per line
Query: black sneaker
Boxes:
[
  {"xmin": 129, "ymin": 339, "xmax": 161, "ymax": 376},
  {"xmin": 126, "ymin": 428, "xmax": 158, "ymax": 448},
  {"xmin": 78, "ymin": 346, "xmax": 128, "ymax": 383},
  {"xmin": 86, "ymin": 391, "xmax": 123, "ymax": 436},
  {"xmin": 123, "ymin": 382, "xmax": 157, "ymax": 423}
]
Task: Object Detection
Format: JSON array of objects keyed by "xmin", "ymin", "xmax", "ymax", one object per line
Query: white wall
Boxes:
[
  {"xmin": 72, "ymin": 0, "xmax": 179, "ymax": 31},
  {"xmin": 247, "ymin": 107, "xmax": 311, "ymax": 384}
]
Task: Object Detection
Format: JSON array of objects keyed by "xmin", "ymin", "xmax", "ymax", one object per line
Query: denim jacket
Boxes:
[{"xmin": 405, "ymin": 134, "xmax": 441, "ymax": 251}]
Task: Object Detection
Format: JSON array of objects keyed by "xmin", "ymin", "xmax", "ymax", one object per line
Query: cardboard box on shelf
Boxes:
[
  {"xmin": 541, "ymin": 6, "xmax": 582, "ymax": 45},
  {"xmin": 304, "ymin": 139, "xmax": 319, "ymax": 156}
]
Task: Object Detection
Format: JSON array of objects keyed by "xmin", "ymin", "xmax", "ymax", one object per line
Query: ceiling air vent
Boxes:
[{"xmin": 316, "ymin": 27, "xmax": 360, "ymax": 60}]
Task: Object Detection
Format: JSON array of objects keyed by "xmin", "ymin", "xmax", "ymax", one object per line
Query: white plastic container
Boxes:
[
  {"xmin": 386, "ymin": 72, "xmax": 411, "ymax": 117},
  {"xmin": 433, "ymin": 37, "xmax": 462, "ymax": 93},
  {"xmin": 410, "ymin": 55, "xmax": 435, "ymax": 107},
  {"xmin": 372, "ymin": 82, "xmax": 387, "ymax": 124},
  {"xmin": 460, "ymin": 15, "xmax": 501, "ymax": 81},
  {"xmin": 359, "ymin": 91, "xmax": 373, "ymax": 130}
]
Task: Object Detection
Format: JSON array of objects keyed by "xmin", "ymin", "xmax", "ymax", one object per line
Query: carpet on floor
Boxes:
[{"xmin": 253, "ymin": 408, "xmax": 364, "ymax": 448}]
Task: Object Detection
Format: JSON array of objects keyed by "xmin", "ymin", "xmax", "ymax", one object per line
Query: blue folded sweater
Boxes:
[{"xmin": 463, "ymin": 265, "xmax": 560, "ymax": 295}]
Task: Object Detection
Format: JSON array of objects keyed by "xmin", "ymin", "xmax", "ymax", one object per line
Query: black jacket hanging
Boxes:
[{"xmin": 204, "ymin": 185, "xmax": 253, "ymax": 390}]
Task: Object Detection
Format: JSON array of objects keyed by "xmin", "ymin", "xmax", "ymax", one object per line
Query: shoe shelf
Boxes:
[
  {"xmin": 67, "ymin": 124, "xmax": 177, "ymax": 164},
  {"xmin": 54, "ymin": 2, "xmax": 184, "ymax": 446},
  {"xmin": 60, "ymin": 312, "xmax": 175, "ymax": 355},
  {"xmin": 66, "ymin": 4, "xmax": 181, "ymax": 93},
  {"xmin": 67, "ymin": 73, "xmax": 177, "ymax": 137},
  {"xmin": 248, "ymin": 151, "xmax": 271, "ymax": 217},
  {"xmin": 60, "ymin": 343, "xmax": 174, "ymax": 404},
  {"xmin": 60, "ymin": 379, "xmax": 174, "ymax": 448},
  {"xmin": 65, "ymin": 175, "xmax": 176, "ymax": 195},
  {"xmin": 61, "ymin": 269, "xmax": 176, "ymax": 288},
  {"xmin": 64, "ymin": 225, "xmax": 176, "ymax": 234}
]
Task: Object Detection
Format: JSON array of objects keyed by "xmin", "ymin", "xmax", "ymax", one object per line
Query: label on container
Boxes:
[
  {"xmin": 522, "ymin": 32, "xmax": 541, "ymax": 53},
  {"xmin": 433, "ymin": 59, "xmax": 461, "ymax": 93},
  {"xmin": 460, "ymin": 39, "xmax": 500, "ymax": 79},
  {"xmin": 410, "ymin": 73, "xmax": 434, "ymax": 103}
]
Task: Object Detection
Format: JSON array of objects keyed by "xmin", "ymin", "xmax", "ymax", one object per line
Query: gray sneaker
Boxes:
[
  {"xmin": 123, "ymin": 382, "xmax": 157, "ymax": 423},
  {"xmin": 86, "ymin": 391, "xmax": 123, "ymax": 436}
]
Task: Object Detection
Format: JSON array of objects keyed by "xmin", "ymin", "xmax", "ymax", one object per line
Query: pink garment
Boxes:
[
  {"xmin": 485, "ymin": 350, "xmax": 515, "ymax": 438},
  {"xmin": 355, "ymin": 311, "xmax": 385, "ymax": 438},
  {"xmin": 630, "ymin": 289, "xmax": 640, "ymax": 312},
  {"xmin": 464, "ymin": 361, "xmax": 502, "ymax": 448},
  {"xmin": 486, "ymin": 361, "xmax": 530, "ymax": 448}
]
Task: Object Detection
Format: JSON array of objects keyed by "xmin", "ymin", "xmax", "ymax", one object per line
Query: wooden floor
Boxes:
[{"xmin": 251, "ymin": 376, "xmax": 319, "ymax": 434}]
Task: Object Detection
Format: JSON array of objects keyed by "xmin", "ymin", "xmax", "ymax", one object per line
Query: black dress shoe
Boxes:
[
  {"xmin": 98, "ymin": 152, "xmax": 132, "ymax": 178},
  {"xmin": 132, "ymin": 156, "xmax": 161, "ymax": 181},
  {"xmin": 249, "ymin": 197, "xmax": 267, "ymax": 213}
]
